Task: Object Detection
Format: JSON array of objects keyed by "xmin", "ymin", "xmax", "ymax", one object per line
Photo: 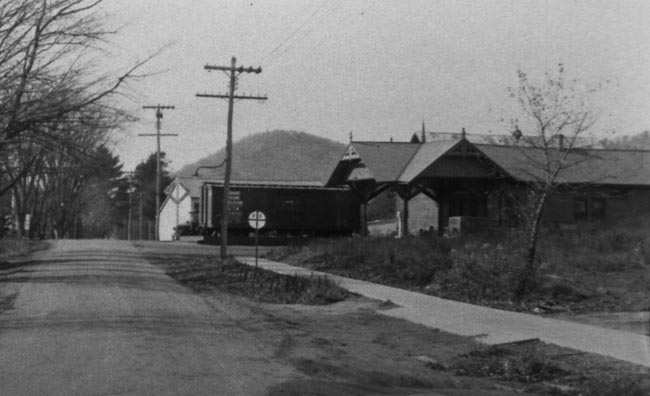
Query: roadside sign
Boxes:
[
  {"xmin": 248, "ymin": 211, "xmax": 266, "ymax": 268},
  {"xmin": 248, "ymin": 211, "xmax": 266, "ymax": 229}
]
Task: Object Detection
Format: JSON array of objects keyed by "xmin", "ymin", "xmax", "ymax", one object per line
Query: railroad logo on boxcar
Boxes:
[
  {"xmin": 227, "ymin": 190, "xmax": 243, "ymax": 220},
  {"xmin": 248, "ymin": 211, "xmax": 266, "ymax": 229}
]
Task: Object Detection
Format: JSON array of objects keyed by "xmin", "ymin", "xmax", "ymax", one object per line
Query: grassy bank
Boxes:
[
  {"xmin": 0, "ymin": 238, "xmax": 49, "ymax": 261},
  {"xmin": 267, "ymin": 218, "xmax": 650, "ymax": 313},
  {"xmin": 143, "ymin": 251, "xmax": 350, "ymax": 305}
]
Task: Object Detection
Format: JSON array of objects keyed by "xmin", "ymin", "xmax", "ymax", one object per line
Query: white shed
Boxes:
[{"xmin": 158, "ymin": 177, "xmax": 211, "ymax": 241}]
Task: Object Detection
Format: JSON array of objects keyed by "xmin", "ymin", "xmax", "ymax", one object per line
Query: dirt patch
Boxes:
[
  {"xmin": 257, "ymin": 301, "xmax": 650, "ymax": 396},
  {"xmin": 215, "ymin": 294, "xmax": 531, "ymax": 396},
  {"xmin": 0, "ymin": 291, "xmax": 18, "ymax": 314}
]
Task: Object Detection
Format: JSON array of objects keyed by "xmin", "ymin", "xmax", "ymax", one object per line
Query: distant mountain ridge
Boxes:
[{"xmin": 175, "ymin": 130, "xmax": 346, "ymax": 183}]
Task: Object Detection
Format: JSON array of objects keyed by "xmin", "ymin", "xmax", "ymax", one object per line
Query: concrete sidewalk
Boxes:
[{"xmin": 237, "ymin": 256, "xmax": 650, "ymax": 368}]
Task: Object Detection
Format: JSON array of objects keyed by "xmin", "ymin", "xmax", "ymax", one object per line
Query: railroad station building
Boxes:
[{"xmin": 326, "ymin": 131, "xmax": 650, "ymax": 236}]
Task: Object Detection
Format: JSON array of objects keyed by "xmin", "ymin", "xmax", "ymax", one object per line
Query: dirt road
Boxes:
[{"xmin": 0, "ymin": 240, "xmax": 295, "ymax": 396}]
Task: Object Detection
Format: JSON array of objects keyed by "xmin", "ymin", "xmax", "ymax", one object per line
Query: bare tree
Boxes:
[
  {"xmin": 506, "ymin": 64, "xmax": 601, "ymax": 297},
  {"xmin": 0, "ymin": 0, "xmax": 151, "ymax": 195}
]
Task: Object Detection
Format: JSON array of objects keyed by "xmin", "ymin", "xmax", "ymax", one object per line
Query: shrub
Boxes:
[
  {"xmin": 546, "ymin": 378, "xmax": 649, "ymax": 396},
  {"xmin": 575, "ymin": 378, "xmax": 648, "ymax": 396},
  {"xmin": 451, "ymin": 345, "xmax": 570, "ymax": 383},
  {"xmin": 436, "ymin": 241, "xmax": 530, "ymax": 303},
  {"xmin": 539, "ymin": 218, "xmax": 650, "ymax": 272},
  {"xmin": 273, "ymin": 235, "xmax": 453, "ymax": 288}
]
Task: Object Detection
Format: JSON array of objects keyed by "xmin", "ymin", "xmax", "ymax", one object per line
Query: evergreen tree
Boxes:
[
  {"xmin": 79, "ymin": 145, "xmax": 125, "ymax": 238},
  {"xmin": 134, "ymin": 152, "xmax": 173, "ymax": 223}
]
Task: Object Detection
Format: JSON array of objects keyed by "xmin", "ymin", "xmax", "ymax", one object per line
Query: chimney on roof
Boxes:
[
  {"xmin": 349, "ymin": 131, "xmax": 353, "ymax": 142},
  {"xmin": 421, "ymin": 121, "xmax": 426, "ymax": 143},
  {"xmin": 461, "ymin": 127, "xmax": 467, "ymax": 140},
  {"xmin": 558, "ymin": 134, "xmax": 564, "ymax": 150}
]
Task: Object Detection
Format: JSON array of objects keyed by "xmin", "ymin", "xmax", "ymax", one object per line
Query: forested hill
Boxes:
[{"xmin": 174, "ymin": 130, "xmax": 346, "ymax": 183}]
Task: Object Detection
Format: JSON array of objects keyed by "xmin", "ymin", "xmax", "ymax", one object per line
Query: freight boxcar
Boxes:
[{"xmin": 199, "ymin": 181, "xmax": 360, "ymax": 241}]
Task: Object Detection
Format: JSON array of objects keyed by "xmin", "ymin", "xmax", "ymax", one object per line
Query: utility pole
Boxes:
[
  {"xmin": 196, "ymin": 56, "xmax": 267, "ymax": 258},
  {"xmin": 125, "ymin": 171, "xmax": 135, "ymax": 241},
  {"xmin": 139, "ymin": 192, "xmax": 143, "ymax": 240},
  {"xmin": 139, "ymin": 105, "xmax": 176, "ymax": 241}
]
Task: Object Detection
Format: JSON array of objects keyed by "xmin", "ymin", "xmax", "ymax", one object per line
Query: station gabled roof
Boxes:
[
  {"xmin": 327, "ymin": 139, "xmax": 501, "ymax": 186},
  {"xmin": 397, "ymin": 139, "xmax": 465, "ymax": 182},
  {"xmin": 350, "ymin": 141, "xmax": 422, "ymax": 183},
  {"xmin": 327, "ymin": 137, "xmax": 650, "ymax": 188}
]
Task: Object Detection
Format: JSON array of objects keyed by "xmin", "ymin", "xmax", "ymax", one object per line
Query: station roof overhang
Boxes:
[{"xmin": 325, "ymin": 138, "xmax": 510, "ymax": 202}]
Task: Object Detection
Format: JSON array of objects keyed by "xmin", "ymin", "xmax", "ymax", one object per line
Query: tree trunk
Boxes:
[{"xmin": 516, "ymin": 190, "xmax": 549, "ymax": 299}]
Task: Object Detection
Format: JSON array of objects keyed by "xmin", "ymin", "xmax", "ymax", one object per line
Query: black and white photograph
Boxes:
[{"xmin": 0, "ymin": 1, "xmax": 649, "ymax": 395}]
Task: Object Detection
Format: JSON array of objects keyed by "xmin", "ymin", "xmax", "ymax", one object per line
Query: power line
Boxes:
[
  {"xmin": 196, "ymin": 57, "xmax": 267, "ymax": 259},
  {"xmin": 259, "ymin": 0, "xmax": 331, "ymax": 66}
]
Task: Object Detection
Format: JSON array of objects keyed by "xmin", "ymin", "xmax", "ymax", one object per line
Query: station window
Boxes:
[
  {"xmin": 591, "ymin": 198, "xmax": 606, "ymax": 220},
  {"xmin": 574, "ymin": 198, "xmax": 588, "ymax": 221}
]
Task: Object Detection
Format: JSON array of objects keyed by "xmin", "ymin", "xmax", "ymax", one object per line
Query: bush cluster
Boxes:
[
  {"xmin": 277, "ymin": 235, "xmax": 453, "ymax": 288},
  {"xmin": 540, "ymin": 218, "xmax": 650, "ymax": 272},
  {"xmin": 451, "ymin": 345, "xmax": 570, "ymax": 383},
  {"xmin": 270, "ymin": 216, "xmax": 649, "ymax": 308}
]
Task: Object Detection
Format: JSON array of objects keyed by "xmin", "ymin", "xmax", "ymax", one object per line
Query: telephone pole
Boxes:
[
  {"xmin": 196, "ymin": 56, "xmax": 267, "ymax": 258},
  {"xmin": 124, "ymin": 171, "xmax": 135, "ymax": 241},
  {"xmin": 139, "ymin": 105, "xmax": 176, "ymax": 241}
]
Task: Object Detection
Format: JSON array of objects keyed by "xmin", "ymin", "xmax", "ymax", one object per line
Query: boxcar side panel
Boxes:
[{"xmin": 206, "ymin": 185, "xmax": 359, "ymax": 236}]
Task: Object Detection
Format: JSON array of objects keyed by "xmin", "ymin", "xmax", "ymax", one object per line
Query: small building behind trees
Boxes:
[{"xmin": 158, "ymin": 177, "xmax": 211, "ymax": 241}]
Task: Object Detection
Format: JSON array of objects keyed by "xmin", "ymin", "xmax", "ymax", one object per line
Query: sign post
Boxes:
[{"xmin": 248, "ymin": 211, "xmax": 266, "ymax": 268}]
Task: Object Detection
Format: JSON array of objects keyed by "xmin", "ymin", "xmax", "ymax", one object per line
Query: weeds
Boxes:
[
  {"xmin": 567, "ymin": 378, "xmax": 648, "ymax": 396},
  {"xmin": 540, "ymin": 219, "xmax": 650, "ymax": 272},
  {"xmin": 0, "ymin": 238, "xmax": 49, "ymax": 260},
  {"xmin": 270, "ymin": 236, "xmax": 452, "ymax": 288},
  {"xmin": 163, "ymin": 257, "xmax": 349, "ymax": 305},
  {"xmin": 451, "ymin": 343, "xmax": 650, "ymax": 396},
  {"xmin": 451, "ymin": 345, "xmax": 570, "ymax": 383}
]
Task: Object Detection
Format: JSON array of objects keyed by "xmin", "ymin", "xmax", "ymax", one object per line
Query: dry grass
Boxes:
[
  {"xmin": 150, "ymin": 255, "xmax": 350, "ymax": 305},
  {"xmin": 268, "ymin": 217, "xmax": 650, "ymax": 313},
  {"xmin": 0, "ymin": 238, "xmax": 49, "ymax": 260}
]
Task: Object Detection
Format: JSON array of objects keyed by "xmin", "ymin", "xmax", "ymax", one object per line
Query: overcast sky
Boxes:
[{"xmin": 100, "ymin": 0, "xmax": 650, "ymax": 172}]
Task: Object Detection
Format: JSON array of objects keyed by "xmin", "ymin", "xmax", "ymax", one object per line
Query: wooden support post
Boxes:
[
  {"xmin": 402, "ymin": 193, "xmax": 409, "ymax": 236},
  {"xmin": 395, "ymin": 185, "xmax": 411, "ymax": 237},
  {"xmin": 362, "ymin": 202, "xmax": 368, "ymax": 236}
]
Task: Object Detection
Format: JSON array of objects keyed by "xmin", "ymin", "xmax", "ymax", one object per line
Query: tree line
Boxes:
[{"xmin": 0, "ymin": 0, "xmax": 167, "ymax": 239}]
